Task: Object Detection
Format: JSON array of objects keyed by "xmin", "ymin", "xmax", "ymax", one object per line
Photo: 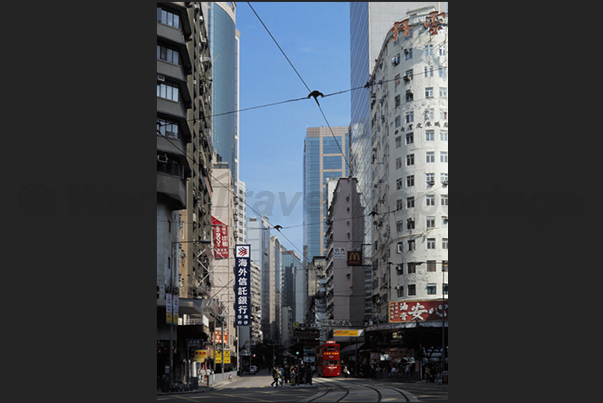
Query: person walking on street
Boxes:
[
  {"xmin": 343, "ymin": 366, "xmax": 350, "ymax": 378},
  {"xmin": 304, "ymin": 363, "xmax": 313, "ymax": 385},
  {"xmin": 271, "ymin": 367, "xmax": 280, "ymax": 388}
]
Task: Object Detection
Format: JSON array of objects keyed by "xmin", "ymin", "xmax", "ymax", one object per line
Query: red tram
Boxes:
[{"xmin": 315, "ymin": 340, "xmax": 341, "ymax": 377}]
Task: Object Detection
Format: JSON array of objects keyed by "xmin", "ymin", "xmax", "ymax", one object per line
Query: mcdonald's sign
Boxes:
[{"xmin": 347, "ymin": 251, "xmax": 362, "ymax": 266}]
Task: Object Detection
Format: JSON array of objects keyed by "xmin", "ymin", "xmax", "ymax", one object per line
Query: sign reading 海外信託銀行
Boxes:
[{"xmin": 234, "ymin": 245, "xmax": 251, "ymax": 326}]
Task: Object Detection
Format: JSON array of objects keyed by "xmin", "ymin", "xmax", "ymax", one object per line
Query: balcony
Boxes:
[{"xmin": 157, "ymin": 172, "xmax": 186, "ymax": 210}]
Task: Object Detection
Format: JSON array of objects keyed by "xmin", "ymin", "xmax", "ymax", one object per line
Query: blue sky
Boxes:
[{"xmin": 237, "ymin": 2, "xmax": 351, "ymax": 256}]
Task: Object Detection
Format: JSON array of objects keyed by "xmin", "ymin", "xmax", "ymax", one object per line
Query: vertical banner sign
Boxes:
[
  {"xmin": 234, "ymin": 244, "xmax": 251, "ymax": 326},
  {"xmin": 166, "ymin": 293, "xmax": 173, "ymax": 324},
  {"xmin": 172, "ymin": 294, "xmax": 179, "ymax": 324},
  {"xmin": 212, "ymin": 216, "xmax": 229, "ymax": 259}
]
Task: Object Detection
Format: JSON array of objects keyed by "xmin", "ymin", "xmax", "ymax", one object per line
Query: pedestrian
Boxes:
[
  {"xmin": 343, "ymin": 366, "xmax": 350, "ymax": 378},
  {"xmin": 271, "ymin": 366, "xmax": 280, "ymax": 388},
  {"xmin": 304, "ymin": 363, "xmax": 312, "ymax": 385},
  {"xmin": 284, "ymin": 364, "xmax": 290, "ymax": 384},
  {"xmin": 390, "ymin": 365, "xmax": 397, "ymax": 378},
  {"xmin": 424, "ymin": 365, "xmax": 431, "ymax": 382}
]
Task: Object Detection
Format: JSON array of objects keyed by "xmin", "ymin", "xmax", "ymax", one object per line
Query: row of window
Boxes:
[
  {"xmin": 396, "ymin": 216, "xmax": 448, "ymax": 232},
  {"xmin": 395, "ymin": 86, "xmax": 447, "ymax": 105},
  {"xmin": 395, "ymin": 173, "xmax": 448, "ymax": 189},
  {"xmin": 157, "ymin": 44, "xmax": 180, "ymax": 65},
  {"xmin": 157, "ymin": 82, "xmax": 179, "ymax": 102},
  {"xmin": 400, "ymin": 110, "xmax": 447, "ymax": 125},
  {"xmin": 157, "ymin": 7, "xmax": 181, "ymax": 29},
  {"xmin": 395, "ymin": 237, "xmax": 448, "ymax": 252},
  {"xmin": 394, "ymin": 44, "xmax": 447, "ymax": 63},
  {"xmin": 395, "ymin": 130, "xmax": 448, "ymax": 149},
  {"xmin": 397, "ymin": 194, "xmax": 448, "ymax": 209},
  {"xmin": 396, "ymin": 282, "xmax": 448, "ymax": 297},
  {"xmin": 157, "ymin": 118, "xmax": 180, "ymax": 139},
  {"xmin": 396, "ymin": 152, "xmax": 447, "ymax": 168}
]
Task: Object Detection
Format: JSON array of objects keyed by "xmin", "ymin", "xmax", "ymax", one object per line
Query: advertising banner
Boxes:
[
  {"xmin": 212, "ymin": 216, "xmax": 229, "ymax": 259},
  {"xmin": 234, "ymin": 244, "xmax": 251, "ymax": 326},
  {"xmin": 347, "ymin": 251, "xmax": 362, "ymax": 266},
  {"xmin": 389, "ymin": 299, "xmax": 448, "ymax": 323}
]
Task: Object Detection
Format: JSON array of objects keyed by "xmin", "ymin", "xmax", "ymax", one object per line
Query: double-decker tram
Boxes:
[{"xmin": 315, "ymin": 340, "xmax": 341, "ymax": 377}]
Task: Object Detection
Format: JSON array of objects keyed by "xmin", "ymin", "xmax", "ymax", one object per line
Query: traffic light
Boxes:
[{"xmin": 296, "ymin": 351, "xmax": 299, "ymax": 355}]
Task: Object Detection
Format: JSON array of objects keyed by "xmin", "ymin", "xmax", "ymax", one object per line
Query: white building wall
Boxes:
[{"xmin": 371, "ymin": 8, "xmax": 448, "ymax": 321}]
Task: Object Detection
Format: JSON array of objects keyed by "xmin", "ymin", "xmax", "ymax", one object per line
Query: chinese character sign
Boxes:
[
  {"xmin": 212, "ymin": 216, "xmax": 229, "ymax": 259},
  {"xmin": 234, "ymin": 244, "xmax": 251, "ymax": 326},
  {"xmin": 389, "ymin": 300, "xmax": 448, "ymax": 323}
]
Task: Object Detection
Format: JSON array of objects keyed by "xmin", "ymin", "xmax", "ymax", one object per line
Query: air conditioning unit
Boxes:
[
  {"xmin": 429, "ymin": 180, "xmax": 435, "ymax": 185},
  {"xmin": 403, "ymin": 75, "xmax": 411, "ymax": 82},
  {"xmin": 443, "ymin": 216, "xmax": 448, "ymax": 221},
  {"xmin": 157, "ymin": 74, "xmax": 165, "ymax": 82},
  {"xmin": 443, "ymin": 180, "xmax": 448, "ymax": 186},
  {"xmin": 157, "ymin": 154, "xmax": 168, "ymax": 163}
]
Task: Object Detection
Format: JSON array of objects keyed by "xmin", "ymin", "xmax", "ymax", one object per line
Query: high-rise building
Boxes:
[
  {"xmin": 349, "ymin": 1, "xmax": 447, "ymax": 271},
  {"xmin": 157, "ymin": 2, "xmax": 213, "ymax": 383},
  {"xmin": 270, "ymin": 236, "xmax": 282, "ymax": 342},
  {"xmin": 324, "ymin": 178, "xmax": 365, "ymax": 326},
  {"xmin": 210, "ymin": 163, "xmax": 237, "ymax": 370},
  {"xmin": 368, "ymin": 6, "xmax": 448, "ymax": 328},
  {"xmin": 282, "ymin": 250, "xmax": 305, "ymax": 325},
  {"xmin": 303, "ymin": 126, "xmax": 349, "ymax": 264},
  {"xmin": 247, "ymin": 215, "xmax": 271, "ymax": 341},
  {"xmin": 209, "ymin": 2, "xmax": 240, "ymax": 184}
]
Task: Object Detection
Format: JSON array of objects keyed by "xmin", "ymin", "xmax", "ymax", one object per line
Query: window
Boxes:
[
  {"xmin": 323, "ymin": 156, "xmax": 342, "ymax": 169},
  {"xmin": 441, "ymin": 173, "xmax": 448, "ymax": 184},
  {"xmin": 405, "ymin": 69, "xmax": 413, "ymax": 80},
  {"xmin": 406, "ymin": 154, "xmax": 414, "ymax": 166},
  {"xmin": 395, "ymin": 136, "xmax": 402, "ymax": 148},
  {"xmin": 157, "ymin": 82, "xmax": 179, "ymax": 102},
  {"xmin": 323, "ymin": 137, "xmax": 343, "ymax": 153},
  {"xmin": 395, "ymin": 116, "xmax": 401, "ymax": 128},
  {"xmin": 396, "ymin": 178, "xmax": 403, "ymax": 190},
  {"xmin": 395, "ymin": 95, "xmax": 401, "ymax": 107},
  {"xmin": 158, "ymin": 7, "xmax": 181, "ymax": 28},
  {"xmin": 424, "ymin": 44, "xmax": 433, "ymax": 56},
  {"xmin": 425, "ymin": 87, "xmax": 434, "ymax": 98},
  {"xmin": 397, "ymin": 287, "xmax": 404, "ymax": 297},
  {"xmin": 396, "ymin": 157, "xmax": 402, "ymax": 169},
  {"xmin": 397, "ymin": 244, "xmax": 404, "ymax": 254},
  {"xmin": 426, "ymin": 195, "xmax": 435, "ymax": 206},
  {"xmin": 440, "ymin": 152, "xmax": 448, "ymax": 163},
  {"xmin": 395, "ymin": 74, "xmax": 401, "ymax": 89},
  {"xmin": 408, "ymin": 284, "xmax": 416, "ymax": 296},
  {"xmin": 396, "ymin": 199, "xmax": 404, "ymax": 210},
  {"xmin": 443, "ymin": 283, "xmax": 448, "ymax": 295},
  {"xmin": 427, "ymin": 283, "xmax": 437, "ymax": 295},
  {"xmin": 442, "ymin": 216, "xmax": 448, "ymax": 228},
  {"xmin": 440, "ymin": 131, "xmax": 448, "ymax": 141},
  {"xmin": 396, "ymin": 221, "xmax": 403, "ymax": 232},
  {"xmin": 424, "ymin": 66, "xmax": 434, "ymax": 78},
  {"xmin": 157, "ymin": 118, "xmax": 179, "ymax": 139},
  {"xmin": 439, "ymin": 87, "xmax": 447, "ymax": 97},
  {"xmin": 439, "ymin": 67, "xmax": 447, "ymax": 78},
  {"xmin": 406, "ymin": 175, "xmax": 415, "ymax": 187},
  {"xmin": 441, "ymin": 195, "xmax": 448, "ymax": 206},
  {"xmin": 408, "ymin": 240, "xmax": 415, "ymax": 251},
  {"xmin": 405, "ymin": 48, "xmax": 413, "ymax": 60},
  {"xmin": 427, "ymin": 238, "xmax": 436, "ymax": 249},
  {"xmin": 406, "ymin": 132, "xmax": 414, "ymax": 144},
  {"xmin": 442, "ymin": 238, "xmax": 448, "ymax": 249},
  {"xmin": 407, "ymin": 218, "xmax": 415, "ymax": 230},
  {"xmin": 407, "ymin": 263, "xmax": 416, "ymax": 273},
  {"xmin": 426, "ymin": 152, "xmax": 434, "ymax": 163},
  {"xmin": 426, "ymin": 216, "xmax": 435, "ymax": 228},
  {"xmin": 442, "ymin": 260, "xmax": 448, "ymax": 272},
  {"xmin": 440, "ymin": 110, "xmax": 448, "ymax": 120},
  {"xmin": 407, "ymin": 197, "xmax": 415, "ymax": 208},
  {"xmin": 426, "ymin": 130, "xmax": 434, "ymax": 141},
  {"xmin": 424, "ymin": 108, "xmax": 434, "ymax": 121},
  {"xmin": 406, "ymin": 90, "xmax": 413, "ymax": 102},
  {"xmin": 157, "ymin": 45, "xmax": 180, "ymax": 65},
  {"xmin": 405, "ymin": 111, "xmax": 414, "ymax": 123},
  {"xmin": 439, "ymin": 46, "xmax": 447, "ymax": 56},
  {"xmin": 427, "ymin": 261, "xmax": 436, "ymax": 272},
  {"xmin": 426, "ymin": 173, "xmax": 435, "ymax": 186}
]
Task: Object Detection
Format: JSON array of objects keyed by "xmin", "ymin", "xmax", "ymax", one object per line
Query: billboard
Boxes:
[
  {"xmin": 347, "ymin": 251, "xmax": 362, "ymax": 266},
  {"xmin": 212, "ymin": 216, "xmax": 229, "ymax": 258},
  {"xmin": 389, "ymin": 300, "xmax": 448, "ymax": 323},
  {"xmin": 234, "ymin": 244, "xmax": 251, "ymax": 326}
]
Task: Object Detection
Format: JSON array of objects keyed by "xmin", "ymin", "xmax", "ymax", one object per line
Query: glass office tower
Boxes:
[
  {"xmin": 303, "ymin": 127, "xmax": 349, "ymax": 264},
  {"xmin": 209, "ymin": 2, "xmax": 239, "ymax": 184}
]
